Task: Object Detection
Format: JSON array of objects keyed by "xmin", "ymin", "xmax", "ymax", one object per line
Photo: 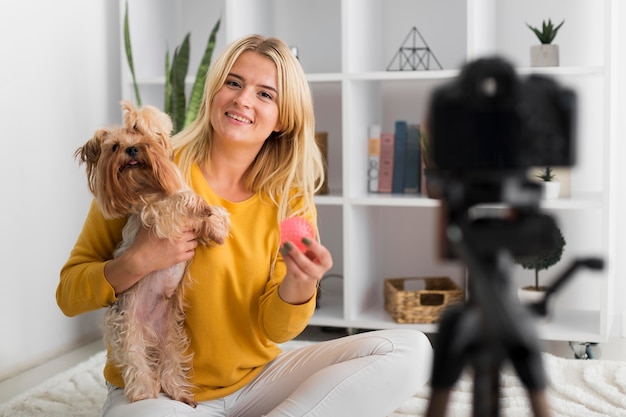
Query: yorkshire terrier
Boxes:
[{"xmin": 75, "ymin": 101, "xmax": 230, "ymax": 405}]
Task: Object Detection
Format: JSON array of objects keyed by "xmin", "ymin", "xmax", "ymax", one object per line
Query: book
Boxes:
[
  {"xmin": 378, "ymin": 132, "xmax": 395, "ymax": 193},
  {"xmin": 403, "ymin": 123, "xmax": 421, "ymax": 193},
  {"xmin": 367, "ymin": 125, "xmax": 381, "ymax": 193},
  {"xmin": 392, "ymin": 120, "xmax": 408, "ymax": 194},
  {"xmin": 315, "ymin": 132, "xmax": 329, "ymax": 195}
]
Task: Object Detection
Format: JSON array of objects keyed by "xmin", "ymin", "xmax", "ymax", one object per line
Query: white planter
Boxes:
[
  {"xmin": 517, "ymin": 287, "xmax": 546, "ymax": 303},
  {"xmin": 530, "ymin": 44, "xmax": 559, "ymax": 67},
  {"xmin": 517, "ymin": 287, "xmax": 550, "ymax": 323},
  {"xmin": 541, "ymin": 181, "xmax": 561, "ymax": 199}
]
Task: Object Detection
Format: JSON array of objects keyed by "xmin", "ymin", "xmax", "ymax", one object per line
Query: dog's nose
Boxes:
[{"xmin": 126, "ymin": 146, "xmax": 139, "ymax": 157}]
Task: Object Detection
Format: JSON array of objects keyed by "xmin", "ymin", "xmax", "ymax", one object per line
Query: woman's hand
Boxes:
[
  {"xmin": 104, "ymin": 227, "xmax": 199, "ymax": 295},
  {"xmin": 278, "ymin": 238, "xmax": 333, "ymax": 305}
]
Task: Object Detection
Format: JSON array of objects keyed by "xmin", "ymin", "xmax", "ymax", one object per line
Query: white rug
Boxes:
[{"xmin": 1, "ymin": 341, "xmax": 626, "ymax": 417}]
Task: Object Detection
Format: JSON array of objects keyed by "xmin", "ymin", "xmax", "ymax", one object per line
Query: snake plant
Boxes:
[
  {"xmin": 526, "ymin": 19, "xmax": 564, "ymax": 45},
  {"xmin": 124, "ymin": 1, "xmax": 220, "ymax": 133}
]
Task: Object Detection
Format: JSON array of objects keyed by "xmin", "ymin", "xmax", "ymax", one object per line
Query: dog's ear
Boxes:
[
  {"xmin": 75, "ymin": 129, "xmax": 106, "ymax": 166},
  {"xmin": 75, "ymin": 129, "xmax": 107, "ymax": 195},
  {"xmin": 121, "ymin": 100, "xmax": 139, "ymax": 130}
]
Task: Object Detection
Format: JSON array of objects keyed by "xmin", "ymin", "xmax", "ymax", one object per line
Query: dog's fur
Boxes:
[{"xmin": 75, "ymin": 101, "xmax": 230, "ymax": 405}]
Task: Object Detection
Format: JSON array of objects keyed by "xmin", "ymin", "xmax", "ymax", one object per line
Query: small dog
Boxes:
[{"xmin": 75, "ymin": 101, "xmax": 230, "ymax": 405}]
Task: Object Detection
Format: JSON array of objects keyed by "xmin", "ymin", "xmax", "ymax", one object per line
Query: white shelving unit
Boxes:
[{"xmin": 120, "ymin": 0, "xmax": 615, "ymax": 342}]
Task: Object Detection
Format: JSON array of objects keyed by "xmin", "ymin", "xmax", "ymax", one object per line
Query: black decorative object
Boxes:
[{"xmin": 387, "ymin": 26, "xmax": 442, "ymax": 71}]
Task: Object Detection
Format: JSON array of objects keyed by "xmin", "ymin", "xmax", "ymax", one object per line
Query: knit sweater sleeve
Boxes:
[
  {"xmin": 257, "ymin": 206, "xmax": 318, "ymax": 343},
  {"xmin": 56, "ymin": 200, "xmax": 125, "ymax": 317}
]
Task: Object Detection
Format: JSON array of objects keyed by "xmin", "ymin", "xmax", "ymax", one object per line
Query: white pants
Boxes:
[{"xmin": 102, "ymin": 329, "xmax": 433, "ymax": 417}]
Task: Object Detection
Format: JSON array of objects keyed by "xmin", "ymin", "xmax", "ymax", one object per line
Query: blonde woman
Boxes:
[{"xmin": 58, "ymin": 34, "xmax": 432, "ymax": 417}]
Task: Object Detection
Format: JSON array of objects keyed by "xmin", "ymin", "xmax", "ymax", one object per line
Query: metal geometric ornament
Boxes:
[{"xmin": 387, "ymin": 26, "xmax": 443, "ymax": 71}]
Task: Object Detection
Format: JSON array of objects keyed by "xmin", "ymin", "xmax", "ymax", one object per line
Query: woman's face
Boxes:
[{"xmin": 210, "ymin": 51, "xmax": 282, "ymax": 149}]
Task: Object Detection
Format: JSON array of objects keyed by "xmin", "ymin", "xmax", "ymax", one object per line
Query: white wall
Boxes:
[{"xmin": 0, "ymin": 0, "xmax": 121, "ymax": 378}]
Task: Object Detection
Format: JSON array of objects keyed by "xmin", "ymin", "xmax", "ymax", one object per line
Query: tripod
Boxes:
[{"xmin": 425, "ymin": 179, "xmax": 603, "ymax": 417}]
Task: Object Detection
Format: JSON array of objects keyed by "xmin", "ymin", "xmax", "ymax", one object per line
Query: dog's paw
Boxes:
[
  {"xmin": 197, "ymin": 205, "xmax": 231, "ymax": 246},
  {"xmin": 171, "ymin": 392, "xmax": 197, "ymax": 408}
]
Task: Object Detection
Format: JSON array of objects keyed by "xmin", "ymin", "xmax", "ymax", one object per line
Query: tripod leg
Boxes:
[
  {"xmin": 473, "ymin": 357, "xmax": 501, "ymax": 417},
  {"xmin": 528, "ymin": 390, "xmax": 551, "ymax": 417},
  {"xmin": 426, "ymin": 304, "xmax": 478, "ymax": 417},
  {"xmin": 426, "ymin": 389, "xmax": 452, "ymax": 417}
]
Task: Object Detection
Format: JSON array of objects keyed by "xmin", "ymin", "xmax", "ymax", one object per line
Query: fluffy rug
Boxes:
[{"xmin": 1, "ymin": 341, "xmax": 626, "ymax": 417}]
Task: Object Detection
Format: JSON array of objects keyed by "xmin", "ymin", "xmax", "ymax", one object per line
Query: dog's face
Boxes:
[{"xmin": 75, "ymin": 101, "xmax": 182, "ymax": 218}]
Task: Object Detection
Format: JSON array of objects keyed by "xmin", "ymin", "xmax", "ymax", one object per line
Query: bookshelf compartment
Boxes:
[
  {"xmin": 345, "ymin": 205, "xmax": 465, "ymax": 323},
  {"xmin": 120, "ymin": 0, "xmax": 617, "ymax": 342},
  {"xmin": 492, "ymin": 0, "xmax": 605, "ymax": 68},
  {"xmin": 311, "ymin": 82, "xmax": 343, "ymax": 197},
  {"xmin": 271, "ymin": 0, "xmax": 342, "ymax": 74},
  {"xmin": 343, "ymin": 0, "xmax": 467, "ymax": 73}
]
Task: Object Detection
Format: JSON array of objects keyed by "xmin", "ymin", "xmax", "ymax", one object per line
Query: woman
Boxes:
[{"xmin": 57, "ymin": 34, "xmax": 432, "ymax": 417}]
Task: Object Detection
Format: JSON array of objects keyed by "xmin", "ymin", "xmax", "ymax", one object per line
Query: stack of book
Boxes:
[{"xmin": 368, "ymin": 121, "xmax": 422, "ymax": 194}]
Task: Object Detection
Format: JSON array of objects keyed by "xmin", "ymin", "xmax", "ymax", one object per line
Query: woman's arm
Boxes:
[
  {"xmin": 57, "ymin": 201, "xmax": 200, "ymax": 316},
  {"xmin": 103, "ymin": 227, "xmax": 199, "ymax": 295},
  {"xmin": 278, "ymin": 238, "xmax": 333, "ymax": 305},
  {"xmin": 258, "ymin": 235, "xmax": 333, "ymax": 343},
  {"xmin": 56, "ymin": 201, "xmax": 125, "ymax": 317}
]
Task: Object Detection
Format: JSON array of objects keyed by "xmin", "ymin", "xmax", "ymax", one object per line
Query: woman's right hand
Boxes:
[{"xmin": 104, "ymin": 227, "xmax": 199, "ymax": 295}]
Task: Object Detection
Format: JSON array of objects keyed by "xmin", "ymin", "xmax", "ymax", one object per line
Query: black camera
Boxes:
[{"xmin": 429, "ymin": 57, "xmax": 576, "ymax": 173}]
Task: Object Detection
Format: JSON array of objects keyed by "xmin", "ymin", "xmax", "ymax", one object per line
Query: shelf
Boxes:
[
  {"xmin": 350, "ymin": 194, "xmax": 440, "ymax": 208},
  {"xmin": 348, "ymin": 70, "xmax": 459, "ymax": 82},
  {"xmin": 121, "ymin": 0, "xmax": 614, "ymax": 343},
  {"xmin": 537, "ymin": 309, "xmax": 605, "ymax": 343},
  {"xmin": 516, "ymin": 66, "xmax": 605, "ymax": 77},
  {"xmin": 129, "ymin": 66, "xmax": 605, "ymax": 87},
  {"xmin": 307, "ymin": 73, "xmax": 344, "ymax": 83},
  {"xmin": 314, "ymin": 194, "xmax": 345, "ymax": 207}
]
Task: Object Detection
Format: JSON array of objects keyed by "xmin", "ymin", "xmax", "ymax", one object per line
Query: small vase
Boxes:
[
  {"xmin": 530, "ymin": 44, "xmax": 559, "ymax": 67},
  {"xmin": 541, "ymin": 181, "xmax": 561, "ymax": 199},
  {"xmin": 517, "ymin": 286, "xmax": 550, "ymax": 323}
]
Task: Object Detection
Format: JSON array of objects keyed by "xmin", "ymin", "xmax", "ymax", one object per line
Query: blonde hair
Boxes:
[{"xmin": 171, "ymin": 35, "xmax": 324, "ymax": 224}]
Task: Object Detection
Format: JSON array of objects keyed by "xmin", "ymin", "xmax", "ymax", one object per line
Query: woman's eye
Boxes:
[
  {"xmin": 226, "ymin": 80, "xmax": 241, "ymax": 88},
  {"xmin": 260, "ymin": 91, "xmax": 274, "ymax": 100}
]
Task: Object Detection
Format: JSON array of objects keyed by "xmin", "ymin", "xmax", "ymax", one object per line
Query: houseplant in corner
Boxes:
[
  {"xmin": 535, "ymin": 166, "xmax": 560, "ymax": 199},
  {"xmin": 526, "ymin": 18, "xmax": 564, "ymax": 67},
  {"xmin": 514, "ymin": 216, "xmax": 566, "ymax": 309},
  {"xmin": 123, "ymin": 1, "xmax": 221, "ymax": 134}
]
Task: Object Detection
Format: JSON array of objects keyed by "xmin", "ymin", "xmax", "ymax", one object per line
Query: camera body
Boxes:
[
  {"xmin": 427, "ymin": 57, "xmax": 577, "ymax": 259},
  {"xmin": 429, "ymin": 57, "xmax": 576, "ymax": 174}
]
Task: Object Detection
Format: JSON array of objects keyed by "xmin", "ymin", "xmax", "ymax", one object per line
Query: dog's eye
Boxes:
[{"xmin": 112, "ymin": 144, "xmax": 120, "ymax": 152}]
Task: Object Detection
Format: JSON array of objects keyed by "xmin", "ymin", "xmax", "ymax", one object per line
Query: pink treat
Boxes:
[{"xmin": 280, "ymin": 217, "xmax": 315, "ymax": 252}]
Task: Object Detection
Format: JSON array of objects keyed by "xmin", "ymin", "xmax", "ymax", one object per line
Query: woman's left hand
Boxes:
[{"xmin": 278, "ymin": 238, "xmax": 333, "ymax": 305}]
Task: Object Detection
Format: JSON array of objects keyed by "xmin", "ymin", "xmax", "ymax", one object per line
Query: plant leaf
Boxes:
[
  {"xmin": 164, "ymin": 48, "xmax": 171, "ymax": 115},
  {"xmin": 123, "ymin": 1, "xmax": 142, "ymax": 106},
  {"xmin": 169, "ymin": 33, "xmax": 191, "ymax": 133},
  {"xmin": 184, "ymin": 18, "xmax": 221, "ymax": 128}
]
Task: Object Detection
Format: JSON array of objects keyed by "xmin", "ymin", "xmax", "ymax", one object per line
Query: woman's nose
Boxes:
[{"xmin": 233, "ymin": 88, "xmax": 252, "ymax": 108}]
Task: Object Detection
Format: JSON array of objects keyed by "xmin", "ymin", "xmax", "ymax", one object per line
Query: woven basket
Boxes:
[{"xmin": 384, "ymin": 277, "xmax": 464, "ymax": 323}]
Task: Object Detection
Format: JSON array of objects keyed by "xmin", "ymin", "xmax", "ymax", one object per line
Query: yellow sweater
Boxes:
[{"xmin": 57, "ymin": 163, "xmax": 316, "ymax": 401}]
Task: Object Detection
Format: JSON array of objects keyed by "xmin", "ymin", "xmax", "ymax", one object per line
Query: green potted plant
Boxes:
[
  {"xmin": 123, "ymin": 1, "xmax": 220, "ymax": 134},
  {"xmin": 534, "ymin": 166, "xmax": 560, "ymax": 199},
  {"xmin": 514, "ymin": 217, "xmax": 566, "ymax": 305},
  {"xmin": 526, "ymin": 18, "xmax": 564, "ymax": 67}
]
